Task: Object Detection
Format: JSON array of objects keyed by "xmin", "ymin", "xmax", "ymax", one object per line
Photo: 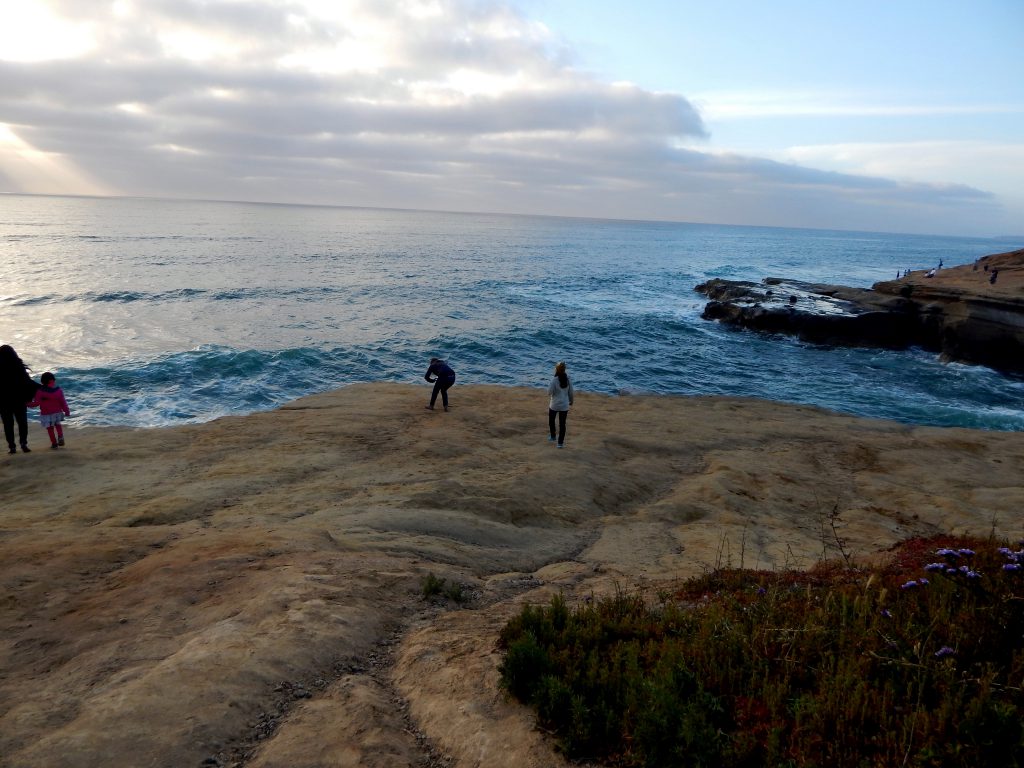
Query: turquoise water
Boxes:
[{"xmin": 1, "ymin": 194, "xmax": 1021, "ymax": 429}]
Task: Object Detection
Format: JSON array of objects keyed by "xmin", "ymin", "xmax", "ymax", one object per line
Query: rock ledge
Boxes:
[{"xmin": 696, "ymin": 248, "xmax": 1024, "ymax": 375}]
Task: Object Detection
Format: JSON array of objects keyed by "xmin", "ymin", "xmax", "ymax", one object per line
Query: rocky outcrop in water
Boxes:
[{"xmin": 696, "ymin": 248, "xmax": 1024, "ymax": 375}]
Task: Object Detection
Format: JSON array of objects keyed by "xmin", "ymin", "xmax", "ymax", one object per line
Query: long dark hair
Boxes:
[
  {"xmin": 0, "ymin": 344, "xmax": 30, "ymax": 378},
  {"xmin": 0, "ymin": 345, "xmax": 37, "ymax": 401},
  {"xmin": 555, "ymin": 361, "xmax": 568, "ymax": 388}
]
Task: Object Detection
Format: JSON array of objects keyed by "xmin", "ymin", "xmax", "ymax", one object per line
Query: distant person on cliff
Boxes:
[
  {"xmin": 547, "ymin": 361, "xmax": 574, "ymax": 448},
  {"xmin": 0, "ymin": 344, "xmax": 39, "ymax": 454},
  {"xmin": 28, "ymin": 372, "xmax": 72, "ymax": 449},
  {"xmin": 424, "ymin": 358, "xmax": 456, "ymax": 411},
  {"xmin": 990, "ymin": 269, "xmax": 999, "ymax": 285}
]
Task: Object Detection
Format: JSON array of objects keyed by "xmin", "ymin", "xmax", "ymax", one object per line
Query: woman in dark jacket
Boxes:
[{"xmin": 0, "ymin": 345, "xmax": 39, "ymax": 454}]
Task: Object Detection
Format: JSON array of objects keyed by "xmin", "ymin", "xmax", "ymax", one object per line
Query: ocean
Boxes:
[{"xmin": 1, "ymin": 194, "xmax": 1021, "ymax": 430}]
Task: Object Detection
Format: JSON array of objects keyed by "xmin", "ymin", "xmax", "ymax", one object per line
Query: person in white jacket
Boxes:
[{"xmin": 547, "ymin": 361, "xmax": 574, "ymax": 448}]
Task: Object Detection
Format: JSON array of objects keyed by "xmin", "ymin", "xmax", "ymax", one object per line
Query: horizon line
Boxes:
[{"xmin": 2, "ymin": 190, "xmax": 1021, "ymax": 244}]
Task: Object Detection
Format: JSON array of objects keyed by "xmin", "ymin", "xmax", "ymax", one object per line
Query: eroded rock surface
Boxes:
[
  {"xmin": 2, "ymin": 384, "xmax": 1022, "ymax": 767},
  {"xmin": 697, "ymin": 248, "xmax": 1024, "ymax": 374}
]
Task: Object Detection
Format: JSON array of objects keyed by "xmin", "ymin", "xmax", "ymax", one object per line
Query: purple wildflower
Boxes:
[
  {"xmin": 901, "ymin": 580, "xmax": 919, "ymax": 590},
  {"xmin": 880, "ymin": 608, "xmax": 892, "ymax": 618},
  {"xmin": 934, "ymin": 646, "xmax": 955, "ymax": 659},
  {"xmin": 998, "ymin": 547, "xmax": 1012, "ymax": 556},
  {"xmin": 958, "ymin": 548, "xmax": 976, "ymax": 557},
  {"xmin": 919, "ymin": 577, "xmax": 930, "ymax": 585},
  {"xmin": 946, "ymin": 568, "xmax": 959, "ymax": 575},
  {"xmin": 924, "ymin": 563, "xmax": 945, "ymax": 572},
  {"xmin": 756, "ymin": 587, "xmax": 767, "ymax": 596},
  {"xmin": 1004, "ymin": 563, "xmax": 1022, "ymax": 572},
  {"xmin": 937, "ymin": 548, "xmax": 960, "ymax": 559}
]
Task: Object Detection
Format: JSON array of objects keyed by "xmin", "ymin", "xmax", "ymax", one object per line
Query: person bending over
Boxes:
[{"xmin": 424, "ymin": 358, "xmax": 456, "ymax": 411}]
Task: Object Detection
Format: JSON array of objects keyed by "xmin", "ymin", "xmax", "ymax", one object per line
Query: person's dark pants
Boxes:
[
  {"xmin": 1, "ymin": 405, "xmax": 29, "ymax": 450},
  {"xmin": 549, "ymin": 409, "xmax": 568, "ymax": 445},
  {"xmin": 430, "ymin": 377, "xmax": 455, "ymax": 409}
]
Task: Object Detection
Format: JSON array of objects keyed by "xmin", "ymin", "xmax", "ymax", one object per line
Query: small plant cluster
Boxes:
[
  {"xmin": 498, "ymin": 535, "xmax": 1024, "ymax": 767},
  {"xmin": 420, "ymin": 572, "xmax": 469, "ymax": 604}
]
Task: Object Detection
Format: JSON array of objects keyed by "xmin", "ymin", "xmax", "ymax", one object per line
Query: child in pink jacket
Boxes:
[{"xmin": 29, "ymin": 372, "xmax": 71, "ymax": 449}]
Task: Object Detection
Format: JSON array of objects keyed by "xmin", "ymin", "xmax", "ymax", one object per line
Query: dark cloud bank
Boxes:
[{"xmin": 0, "ymin": 0, "xmax": 1006, "ymax": 235}]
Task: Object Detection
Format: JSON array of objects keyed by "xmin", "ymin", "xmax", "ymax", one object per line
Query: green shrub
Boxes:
[
  {"xmin": 420, "ymin": 572, "xmax": 446, "ymax": 599},
  {"xmin": 444, "ymin": 580, "xmax": 469, "ymax": 604},
  {"xmin": 420, "ymin": 572, "xmax": 472, "ymax": 604},
  {"xmin": 502, "ymin": 632, "xmax": 553, "ymax": 701},
  {"xmin": 498, "ymin": 535, "xmax": 1024, "ymax": 767}
]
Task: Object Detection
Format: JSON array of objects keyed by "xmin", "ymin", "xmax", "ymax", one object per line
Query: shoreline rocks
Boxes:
[{"xmin": 696, "ymin": 247, "xmax": 1024, "ymax": 375}]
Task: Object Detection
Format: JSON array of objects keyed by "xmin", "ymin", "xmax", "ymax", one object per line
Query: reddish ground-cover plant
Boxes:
[{"xmin": 498, "ymin": 535, "xmax": 1024, "ymax": 767}]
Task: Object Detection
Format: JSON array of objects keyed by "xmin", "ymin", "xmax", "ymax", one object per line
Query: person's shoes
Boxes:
[
  {"xmin": 443, "ymin": 406, "xmax": 448, "ymax": 412},
  {"xmin": 7, "ymin": 447, "xmax": 16, "ymax": 455},
  {"xmin": 20, "ymin": 444, "xmax": 30, "ymax": 453},
  {"xmin": 557, "ymin": 443, "xmax": 565, "ymax": 449},
  {"xmin": 51, "ymin": 443, "xmax": 59, "ymax": 450},
  {"xmin": 425, "ymin": 405, "xmax": 434, "ymax": 410},
  {"xmin": 58, "ymin": 437, "xmax": 65, "ymax": 446}
]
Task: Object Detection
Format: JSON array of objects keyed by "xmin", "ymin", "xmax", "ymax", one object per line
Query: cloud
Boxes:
[
  {"xmin": 782, "ymin": 140, "xmax": 1024, "ymax": 197},
  {"xmin": 0, "ymin": 121, "xmax": 112, "ymax": 195},
  {"xmin": 692, "ymin": 89, "xmax": 1024, "ymax": 120},
  {"xmin": 0, "ymin": 0, "xmax": 1014, "ymax": 235}
]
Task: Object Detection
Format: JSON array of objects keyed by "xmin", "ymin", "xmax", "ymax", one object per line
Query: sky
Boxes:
[{"xmin": 0, "ymin": 0, "xmax": 1021, "ymax": 237}]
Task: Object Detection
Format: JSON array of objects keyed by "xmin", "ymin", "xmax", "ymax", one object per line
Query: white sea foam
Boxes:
[{"xmin": 1, "ymin": 194, "xmax": 1018, "ymax": 430}]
